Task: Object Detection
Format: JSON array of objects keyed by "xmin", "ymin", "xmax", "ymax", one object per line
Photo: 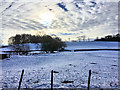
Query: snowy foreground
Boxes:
[{"xmin": 0, "ymin": 42, "xmax": 119, "ymax": 89}]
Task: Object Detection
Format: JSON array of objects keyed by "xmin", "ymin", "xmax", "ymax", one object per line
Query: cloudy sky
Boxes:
[{"xmin": 0, "ymin": 0, "xmax": 119, "ymax": 45}]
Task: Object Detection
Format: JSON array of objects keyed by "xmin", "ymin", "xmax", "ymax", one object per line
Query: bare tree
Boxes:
[
  {"xmin": 81, "ymin": 35, "xmax": 86, "ymax": 41},
  {"xmin": 77, "ymin": 36, "xmax": 81, "ymax": 42}
]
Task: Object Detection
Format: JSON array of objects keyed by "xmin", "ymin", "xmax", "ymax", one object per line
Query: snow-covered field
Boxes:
[
  {"xmin": 0, "ymin": 42, "xmax": 119, "ymax": 88},
  {"xmin": 66, "ymin": 41, "xmax": 118, "ymax": 50}
]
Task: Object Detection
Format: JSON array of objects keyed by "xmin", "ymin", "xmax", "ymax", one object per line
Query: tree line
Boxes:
[
  {"xmin": 8, "ymin": 34, "xmax": 43, "ymax": 45},
  {"xmin": 94, "ymin": 34, "xmax": 120, "ymax": 42},
  {"xmin": 8, "ymin": 34, "xmax": 66, "ymax": 54}
]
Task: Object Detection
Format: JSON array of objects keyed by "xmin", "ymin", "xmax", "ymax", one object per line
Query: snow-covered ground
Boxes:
[
  {"xmin": 66, "ymin": 41, "xmax": 118, "ymax": 50},
  {"xmin": 0, "ymin": 42, "xmax": 119, "ymax": 88}
]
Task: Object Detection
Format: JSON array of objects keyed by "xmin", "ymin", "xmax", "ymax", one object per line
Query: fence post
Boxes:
[
  {"xmin": 88, "ymin": 70, "xmax": 91, "ymax": 90},
  {"xmin": 18, "ymin": 69, "xmax": 24, "ymax": 90},
  {"xmin": 51, "ymin": 70, "xmax": 53, "ymax": 90}
]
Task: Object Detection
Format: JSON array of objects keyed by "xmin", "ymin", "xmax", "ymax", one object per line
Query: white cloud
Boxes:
[{"xmin": 0, "ymin": 0, "xmax": 118, "ymax": 44}]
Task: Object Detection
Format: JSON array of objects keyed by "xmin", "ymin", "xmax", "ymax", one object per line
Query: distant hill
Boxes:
[{"xmin": 94, "ymin": 34, "xmax": 120, "ymax": 42}]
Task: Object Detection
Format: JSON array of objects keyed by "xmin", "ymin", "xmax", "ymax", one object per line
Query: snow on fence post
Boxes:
[
  {"xmin": 88, "ymin": 70, "xmax": 91, "ymax": 90},
  {"xmin": 18, "ymin": 69, "xmax": 24, "ymax": 90}
]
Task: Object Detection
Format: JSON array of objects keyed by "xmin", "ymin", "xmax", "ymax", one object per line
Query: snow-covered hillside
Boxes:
[
  {"xmin": 0, "ymin": 42, "xmax": 119, "ymax": 88},
  {"xmin": 66, "ymin": 41, "xmax": 118, "ymax": 50},
  {"xmin": 0, "ymin": 41, "xmax": 118, "ymax": 52}
]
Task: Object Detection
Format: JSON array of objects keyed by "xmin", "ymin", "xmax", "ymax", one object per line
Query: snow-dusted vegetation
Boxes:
[{"xmin": 1, "ymin": 42, "xmax": 119, "ymax": 88}]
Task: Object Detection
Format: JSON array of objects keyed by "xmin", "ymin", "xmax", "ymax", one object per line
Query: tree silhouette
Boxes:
[
  {"xmin": 41, "ymin": 35, "xmax": 66, "ymax": 53},
  {"xmin": 94, "ymin": 34, "xmax": 120, "ymax": 42},
  {"xmin": 8, "ymin": 34, "xmax": 66, "ymax": 54}
]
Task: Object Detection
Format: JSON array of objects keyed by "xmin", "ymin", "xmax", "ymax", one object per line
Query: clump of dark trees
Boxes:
[
  {"xmin": 94, "ymin": 34, "xmax": 120, "ymax": 42},
  {"xmin": 8, "ymin": 34, "xmax": 66, "ymax": 55}
]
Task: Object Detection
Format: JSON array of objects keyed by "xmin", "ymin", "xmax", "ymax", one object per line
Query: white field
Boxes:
[{"xmin": 0, "ymin": 42, "xmax": 119, "ymax": 88}]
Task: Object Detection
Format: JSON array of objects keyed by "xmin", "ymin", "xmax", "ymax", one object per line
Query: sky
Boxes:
[{"xmin": 0, "ymin": 0, "xmax": 119, "ymax": 45}]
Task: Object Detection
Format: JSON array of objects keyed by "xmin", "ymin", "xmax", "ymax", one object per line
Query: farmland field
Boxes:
[{"xmin": 0, "ymin": 41, "xmax": 119, "ymax": 89}]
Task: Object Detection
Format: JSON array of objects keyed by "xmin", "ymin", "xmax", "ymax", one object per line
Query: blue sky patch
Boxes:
[{"xmin": 57, "ymin": 3, "xmax": 68, "ymax": 12}]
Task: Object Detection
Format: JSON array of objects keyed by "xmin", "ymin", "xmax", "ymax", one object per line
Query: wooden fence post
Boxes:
[
  {"xmin": 18, "ymin": 69, "xmax": 24, "ymax": 90},
  {"xmin": 51, "ymin": 70, "xmax": 53, "ymax": 90},
  {"xmin": 88, "ymin": 70, "xmax": 91, "ymax": 90}
]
